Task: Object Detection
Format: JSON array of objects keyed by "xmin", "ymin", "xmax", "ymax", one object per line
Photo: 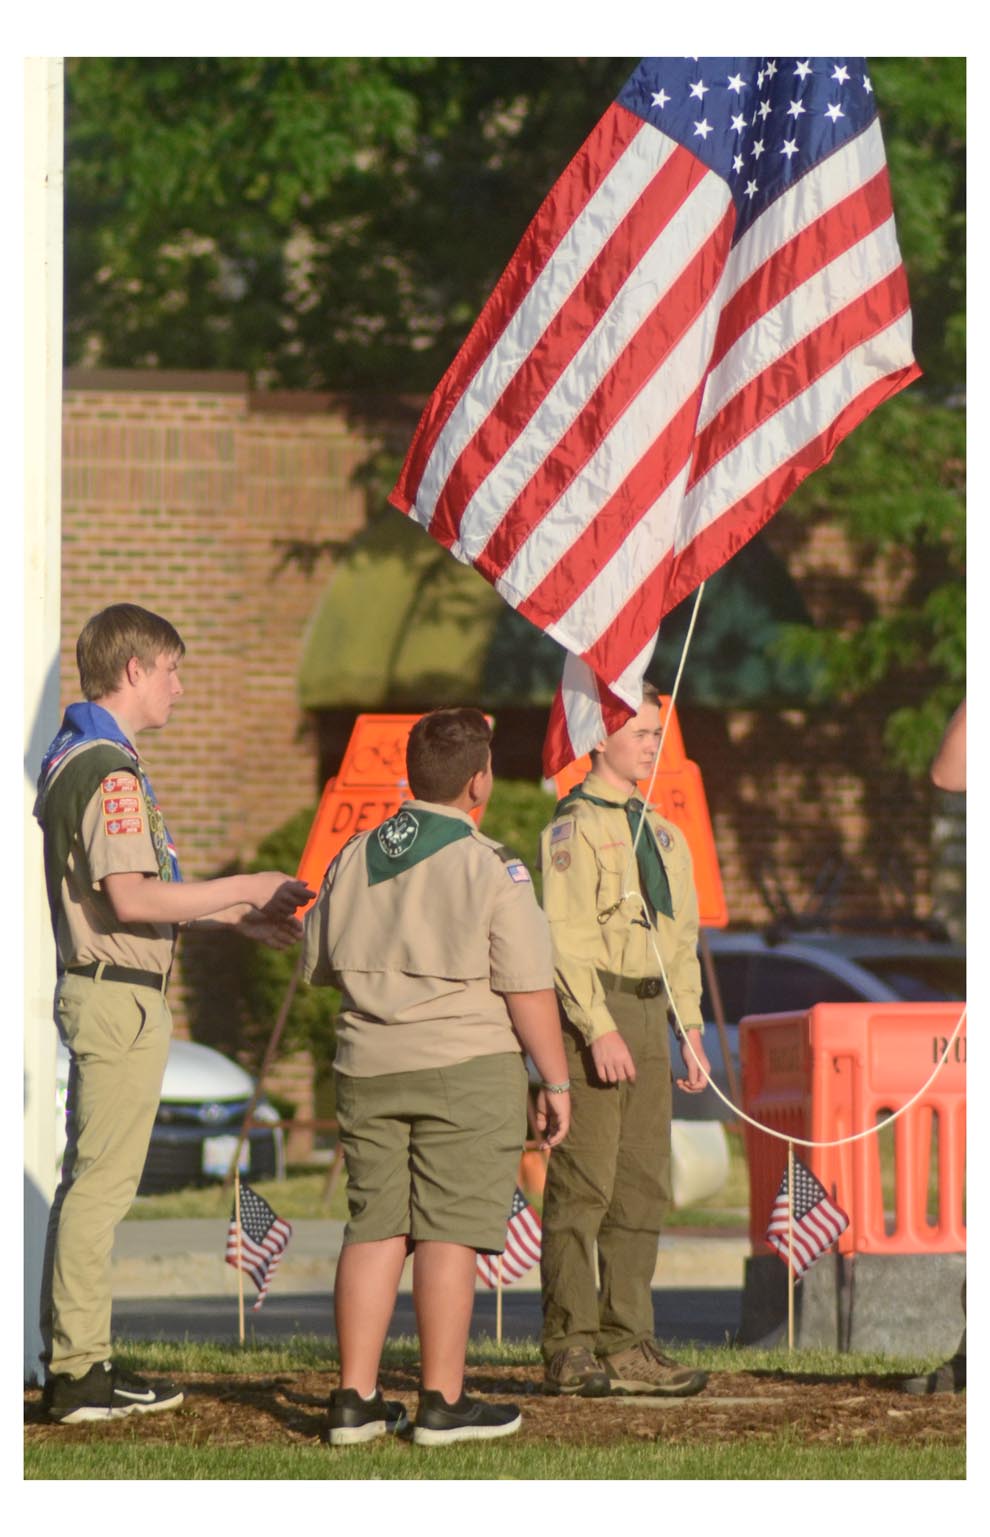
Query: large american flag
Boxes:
[
  {"xmin": 225, "ymin": 1183, "xmax": 293, "ymax": 1310},
  {"xmin": 476, "ymin": 1187, "xmax": 542, "ymax": 1288},
  {"xmin": 390, "ymin": 58, "xmax": 920, "ymax": 775},
  {"xmin": 765, "ymin": 1156, "xmax": 850, "ymax": 1277}
]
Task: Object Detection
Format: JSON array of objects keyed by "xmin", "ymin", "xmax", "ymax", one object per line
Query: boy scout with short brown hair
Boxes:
[
  {"xmin": 302, "ymin": 707, "xmax": 571, "ymax": 1447},
  {"xmin": 35, "ymin": 603, "xmax": 312, "ymax": 1424},
  {"xmin": 538, "ymin": 686, "xmax": 711, "ymax": 1399}
]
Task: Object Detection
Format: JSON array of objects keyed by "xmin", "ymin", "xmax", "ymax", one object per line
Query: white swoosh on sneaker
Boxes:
[{"xmin": 114, "ymin": 1387, "xmax": 157, "ymax": 1402}]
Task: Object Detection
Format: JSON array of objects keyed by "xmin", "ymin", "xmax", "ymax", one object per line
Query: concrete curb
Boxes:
[{"xmin": 111, "ymin": 1220, "xmax": 749, "ymax": 1298}]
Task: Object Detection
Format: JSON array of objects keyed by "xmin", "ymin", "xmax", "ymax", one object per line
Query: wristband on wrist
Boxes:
[{"xmin": 541, "ymin": 1080, "xmax": 571, "ymax": 1094}]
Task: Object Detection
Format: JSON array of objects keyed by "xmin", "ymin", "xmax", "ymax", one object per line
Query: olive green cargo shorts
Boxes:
[{"xmin": 334, "ymin": 1050, "xmax": 529, "ymax": 1250}]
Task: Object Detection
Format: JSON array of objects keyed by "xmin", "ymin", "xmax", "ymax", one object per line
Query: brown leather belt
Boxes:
[{"xmin": 65, "ymin": 962, "xmax": 168, "ymax": 994}]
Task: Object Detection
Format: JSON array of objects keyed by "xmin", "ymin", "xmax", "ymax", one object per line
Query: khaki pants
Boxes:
[
  {"xmin": 40, "ymin": 973, "xmax": 172, "ymax": 1378},
  {"xmin": 540, "ymin": 986, "xmax": 671, "ymax": 1360}
]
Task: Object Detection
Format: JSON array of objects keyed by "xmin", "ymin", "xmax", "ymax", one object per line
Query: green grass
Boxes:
[
  {"xmin": 24, "ymin": 1440, "xmax": 963, "ymax": 1481},
  {"xmin": 25, "ymin": 1339, "xmax": 964, "ymax": 1482}
]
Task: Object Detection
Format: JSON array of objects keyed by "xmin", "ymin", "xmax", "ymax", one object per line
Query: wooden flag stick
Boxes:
[
  {"xmin": 235, "ymin": 1168, "xmax": 245, "ymax": 1347},
  {"xmin": 787, "ymin": 1140, "xmax": 795, "ymax": 1353},
  {"xmin": 496, "ymin": 1254, "xmax": 503, "ymax": 1345}
]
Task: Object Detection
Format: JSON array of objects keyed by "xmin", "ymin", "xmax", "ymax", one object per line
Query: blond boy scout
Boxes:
[
  {"xmin": 302, "ymin": 707, "xmax": 571, "ymax": 1447},
  {"xmin": 35, "ymin": 603, "xmax": 311, "ymax": 1424},
  {"xmin": 538, "ymin": 687, "xmax": 710, "ymax": 1398}
]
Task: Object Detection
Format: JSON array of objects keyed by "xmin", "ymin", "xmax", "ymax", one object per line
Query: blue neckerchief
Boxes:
[{"xmin": 37, "ymin": 702, "xmax": 181, "ymax": 881}]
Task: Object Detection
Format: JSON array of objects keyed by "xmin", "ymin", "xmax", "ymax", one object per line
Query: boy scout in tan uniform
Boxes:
[
  {"xmin": 538, "ymin": 688, "xmax": 710, "ymax": 1398},
  {"xmin": 35, "ymin": 604, "xmax": 311, "ymax": 1424},
  {"xmin": 302, "ymin": 707, "xmax": 571, "ymax": 1447}
]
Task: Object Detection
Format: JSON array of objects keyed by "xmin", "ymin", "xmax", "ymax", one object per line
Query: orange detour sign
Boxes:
[
  {"xmin": 295, "ymin": 714, "xmax": 486, "ymax": 912},
  {"xmin": 552, "ymin": 694, "xmax": 728, "ymax": 929}
]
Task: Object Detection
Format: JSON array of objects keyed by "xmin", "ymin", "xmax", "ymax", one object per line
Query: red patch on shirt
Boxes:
[
  {"xmin": 105, "ymin": 816, "xmax": 144, "ymax": 836},
  {"xmin": 101, "ymin": 773, "xmax": 139, "ymax": 795},
  {"xmin": 102, "ymin": 796, "xmax": 140, "ymax": 817}
]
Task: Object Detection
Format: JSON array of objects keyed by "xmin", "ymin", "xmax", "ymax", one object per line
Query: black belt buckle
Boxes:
[{"xmin": 637, "ymin": 977, "xmax": 662, "ymax": 999}]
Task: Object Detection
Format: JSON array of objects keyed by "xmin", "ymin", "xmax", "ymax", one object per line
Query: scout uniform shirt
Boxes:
[
  {"xmin": 38, "ymin": 743, "xmax": 176, "ymax": 977},
  {"xmin": 539, "ymin": 770, "xmax": 703, "ymax": 1045},
  {"xmin": 301, "ymin": 799, "xmax": 554, "ymax": 1077}
]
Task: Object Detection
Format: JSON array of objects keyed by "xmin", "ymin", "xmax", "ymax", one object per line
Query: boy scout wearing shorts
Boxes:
[
  {"xmin": 301, "ymin": 707, "xmax": 571, "ymax": 1447},
  {"xmin": 538, "ymin": 687, "xmax": 710, "ymax": 1399},
  {"xmin": 35, "ymin": 604, "xmax": 311, "ymax": 1424}
]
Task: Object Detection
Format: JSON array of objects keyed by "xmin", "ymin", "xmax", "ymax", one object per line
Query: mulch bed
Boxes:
[{"xmin": 24, "ymin": 1364, "xmax": 966, "ymax": 1450}]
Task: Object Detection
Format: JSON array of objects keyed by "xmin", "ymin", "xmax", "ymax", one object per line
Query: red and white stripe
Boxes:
[
  {"xmin": 391, "ymin": 102, "xmax": 919, "ymax": 776},
  {"xmin": 766, "ymin": 1193, "xmax": 849, "ymax": 1277},
  {"xmin": 476, "ymin": 1199, "xmax": 542, "ymax": 1288},
  {"xmin": 225, "ymin": 1217, "xmax": 292, "ymax": 1309}
]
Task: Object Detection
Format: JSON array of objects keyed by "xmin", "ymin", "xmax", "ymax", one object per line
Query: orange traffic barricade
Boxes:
[{"xmin": 741, "ymin": 1003, "xmax": 966, "ymax": 1257}]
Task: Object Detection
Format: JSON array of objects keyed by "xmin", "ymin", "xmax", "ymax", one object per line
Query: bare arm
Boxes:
[
  {"xmin": 101, "ymin": 870, "xmax": 313, "ymax": 927},
  {"xmin": 931, "ymin": 700, "xmax": 966, "ymax": 792},
  {"xmin": 503, "ymin": 988, "xmax": 570, "ymax": 1148}
]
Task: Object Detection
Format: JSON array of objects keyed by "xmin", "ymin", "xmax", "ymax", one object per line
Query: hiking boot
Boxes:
[
  {"xmin": 412, "ymin": 1388, "xmax": 522, "ymax": 1446},
  {"xmin": 326, "ymin": 1386, "xmax": 409, "ymax": 1445},
  {"xmin": 899, "ymin": 1354, "xmax": 966, "ymax": 1396},
  {"xmin": 47, "ymin": 1361, "xmax": 184, "ymax": 1423},
  {"xmin": 603, "ymin": 1338, "xmax": 708, "ymax": 1398},
  {"xmin": 544, "ymin": 1346, "xmax": 611, "ymax": 1398}
]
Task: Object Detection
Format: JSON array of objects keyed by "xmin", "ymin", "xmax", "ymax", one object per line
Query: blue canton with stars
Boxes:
[{"xmin": 618, "ymin": 58, "xmax": 877, "ymax": 243}]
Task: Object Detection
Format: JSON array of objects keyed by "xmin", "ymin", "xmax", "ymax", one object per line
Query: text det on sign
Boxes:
[
  {"xmin": 295, "ymin": 714, "xmax": 486, "ymax": 911},
  {"xmin": 552, "ymin": 694, "xmax": 728, "ymax": 929}
]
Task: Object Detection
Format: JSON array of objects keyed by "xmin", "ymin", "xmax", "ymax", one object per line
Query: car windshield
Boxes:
[{"xmin": 860, "ymin": 957, "xmax": 966, "ymax": 1002}]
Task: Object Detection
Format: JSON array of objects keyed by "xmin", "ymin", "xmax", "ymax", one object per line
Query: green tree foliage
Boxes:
[
  {"xmin": 64, "ymin": 56, "xmax": 965, "ymax": 770},
  {"xmin": 774, "ymin": 58, "xmax": 965, "ymax": 774}
]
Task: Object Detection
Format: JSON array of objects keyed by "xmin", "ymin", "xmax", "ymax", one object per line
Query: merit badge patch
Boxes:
[
  {"xmin": 550, "ymin": 819, "xmax": 574, "ymax": 845},
  {"xmin": 105, "ymin": 816, "xmax": 144, "ymax": 836},
  {"xmin": 655, "ymin": 827, "xmax": 672, "ymax": 850},
  {"xmin": 377, "ymin": 808, "xmax": 420, "ymax": 859},
  {"xmin": 552, "ymin": 850, "xmax": 572, "ymax": 872},
  {"xmin": 102, "ymin": 796, "xmax": 140, "ymax": 818},
  {"xmin": 505, "ymin": 861, "xmax": 531, "ymax": 883},
  {"xmin": 101, "ymin": 773, "xmax": 138, "ymax": 796}
]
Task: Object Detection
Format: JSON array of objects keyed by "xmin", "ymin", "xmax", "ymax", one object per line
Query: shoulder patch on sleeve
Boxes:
[
  {"xmin": 550, "ymin": 818, "xmax": 574, "ymax": 844},
  {"xmin": 505, "ymin": 861, "xmax": 532, "ymax": 883},
  {"xmin": 101, "ymin": 772, "xmax": 139, "ymax": 796}
]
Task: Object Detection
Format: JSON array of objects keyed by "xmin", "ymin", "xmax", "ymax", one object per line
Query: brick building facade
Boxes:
[{"xmin": 58, "ymin": 371, "xmax": 955, "ymax": 1138}]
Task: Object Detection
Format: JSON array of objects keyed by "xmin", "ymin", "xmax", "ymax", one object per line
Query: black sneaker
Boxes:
[
  {"xmin": 326, "ymin": 1387, "xmax": 409, "ymax": 1446},
  {"xmin": 47, "ymin": 1361, "xmax": 184, "ymax": 1424},
  {"xmin": 899, "ymin": 1353, "xmax": 966, "ymax": 1396},
  {"xmin": 413, "ymin": 1388, "xmax": 521, "ymax": 1447}
]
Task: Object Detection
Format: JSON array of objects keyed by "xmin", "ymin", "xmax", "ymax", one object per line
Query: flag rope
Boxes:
[{"xmin": 613, "ymin": 582, "xmax": 966, "ymax": 1153}]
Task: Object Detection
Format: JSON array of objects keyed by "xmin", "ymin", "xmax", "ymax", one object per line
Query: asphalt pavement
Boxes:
[{"xmin": 109, "ymin": 1218, "xmax": 748, "ymax": 1348}]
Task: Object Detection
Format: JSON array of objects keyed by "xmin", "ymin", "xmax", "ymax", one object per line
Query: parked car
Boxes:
[
  {"xmin": 54, "ymin": 1038, "xmax": 286, "ymax": 1195},
  {"xmin": 680, "ymin": 928, "xmax": 967, "ymax": 1125}
]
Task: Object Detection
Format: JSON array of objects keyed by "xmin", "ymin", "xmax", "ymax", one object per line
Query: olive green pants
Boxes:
[
  {"xmin": 540, "ymin": 987, "xmax": 671, "ymax": 1360},
  {"xmin": 40, "ymin": 973, "xmax": 172, "ymax": 1378}
]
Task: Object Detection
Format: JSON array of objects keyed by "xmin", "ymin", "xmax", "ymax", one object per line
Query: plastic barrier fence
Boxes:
[{"xmin": 741, "ymin": 1002, "xmax": 966, "ymax": 1256}]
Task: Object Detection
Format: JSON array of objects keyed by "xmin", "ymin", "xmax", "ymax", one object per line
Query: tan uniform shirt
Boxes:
[
  {"xmin": 538, "ymin": 771, "xmax": 703, "ymax": 1045},
  {"xmin": 301, "ymin": 800, "xmax": 554, "ymax": 1077},
  {"xmin": 54, "ymin": 762, "xmax": 176, "ymax": 974}
]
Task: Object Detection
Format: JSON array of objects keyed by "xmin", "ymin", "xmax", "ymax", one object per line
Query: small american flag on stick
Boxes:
[
  {"xmin": 477, "ymin": 1187, "xmax": 542, "ymax": 1288},
  {"xmin": 765, "ymin": 1156, "xmax": 849, "ymax": 1277},
  {"xmin": 226, "ymin": 1183, "xmax": 293, "ymax": 1310}
]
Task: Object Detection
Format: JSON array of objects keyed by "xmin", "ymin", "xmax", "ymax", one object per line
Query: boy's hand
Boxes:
[
  {"xmin": 534, "ymin": 1087, "xmax": 570, "ymax": 1148},
  {"xmin": 253, "ymin": 874, "xmax": 315, "ymax": 918},
  {"xmin": 675, "ymin": 1029, "xmax": 710, "ymax": 1093},
  {"xmin": 590, "ymin": 1030, "xmax": 636, "ymax": 1084},
  {"xmin": 239, "ymin": 911, "xmax": 303, "ymax": 950}
]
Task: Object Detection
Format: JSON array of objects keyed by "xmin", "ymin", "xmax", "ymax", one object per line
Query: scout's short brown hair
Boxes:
[
  {"xmin": 406, "ymin": 708, "xmax": 492, "ymax": 802},
  {"xmin": 77, "ymin": 604, "xmax": 186, "ymax": 700}
]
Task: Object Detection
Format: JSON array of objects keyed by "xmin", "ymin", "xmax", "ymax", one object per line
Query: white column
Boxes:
[{"xmin": 23, "ymin": 56, "xmax": 64, "ymax": 1384}]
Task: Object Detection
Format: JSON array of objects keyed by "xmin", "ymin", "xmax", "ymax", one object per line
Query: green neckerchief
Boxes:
[
  {"xmin": 554, "ymin": 785, "xmax": 673, "ymax": 921},
  {"xmin": 365, "ymin": 806, "xmax": 474, "ymax": 886}
]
